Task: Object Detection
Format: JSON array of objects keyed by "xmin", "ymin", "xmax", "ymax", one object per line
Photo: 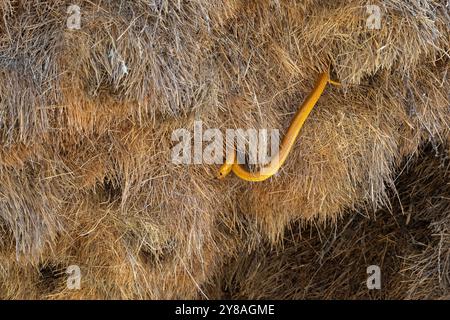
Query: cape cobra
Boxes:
[{"xmin": 217, "ymin": 71, "xmax": 339, "ymax": 182}]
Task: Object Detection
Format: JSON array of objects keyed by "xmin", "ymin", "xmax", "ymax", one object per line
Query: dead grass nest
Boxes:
[{"xmin": 0, "ymin": 0, "xmax": 448, "ymax": 299}]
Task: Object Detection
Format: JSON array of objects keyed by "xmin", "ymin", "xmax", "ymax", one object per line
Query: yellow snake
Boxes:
[{"xmin": 217, "ymin": 71, "xmax": 339, "ymax": 182}]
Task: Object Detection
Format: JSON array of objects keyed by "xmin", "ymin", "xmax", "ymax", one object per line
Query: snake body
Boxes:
[{"xmin": 217, "ymin": 71, "xmax": 338, "ymax": 182}]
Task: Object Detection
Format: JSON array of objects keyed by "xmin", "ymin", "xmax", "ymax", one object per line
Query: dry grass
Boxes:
[{"xmin": 207, "ymin": 144, "xmax": 450, "ymax": 299}]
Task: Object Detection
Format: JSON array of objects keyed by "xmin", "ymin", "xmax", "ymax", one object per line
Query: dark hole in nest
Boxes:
[
  {"xmin": 37, "ymin": 264, "xmax": 65, "ymax": 294},
  {"xmin": 384, "ymin": 141, "xmax": 450, "ymax": 246},
  {"xmin": 102, "ymin": 177, "xmax": 122, "ymax": 202}
]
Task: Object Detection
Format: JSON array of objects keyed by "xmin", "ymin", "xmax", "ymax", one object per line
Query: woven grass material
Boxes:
[
  {"xmin": 0, "ymin": 0, "xmax": 448, "ymax": 298},
  {"xmin": 208, "ymin": 144, "xmax": 450, "ymax": 299}
]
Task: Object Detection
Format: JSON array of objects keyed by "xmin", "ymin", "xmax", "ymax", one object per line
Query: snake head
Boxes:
[{"xmin": 217, "ymin": 163, "xmax": 233, "ymax": 179}]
